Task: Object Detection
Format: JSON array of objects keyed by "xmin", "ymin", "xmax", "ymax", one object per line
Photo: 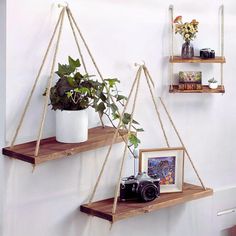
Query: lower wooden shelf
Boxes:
[
  {"xmin": 2, "ymin": 126, "xmax": 126, "ymax": 164},
  {"xmin": 80, "ymin": 183, "xmax": 213, "ymax": 223},
  {"xmin": 169, "ymin": 85, "xmax": 225, "ymax": 93}
]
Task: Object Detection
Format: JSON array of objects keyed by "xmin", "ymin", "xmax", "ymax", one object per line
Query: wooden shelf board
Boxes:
[
  {"xmin": 169, "ymin": 56, "xmax": 226, "ymax": 63},
  {"xmin": 80, "ymin": 183, "xmax": 213, "ymax": 223},
  {"xmin": 169, "ymin": 85, "xmax": 225, "ymax": 94},
  {"xmin": 2, "ymin": 126, "xmax": 126, "ymax": 164}
]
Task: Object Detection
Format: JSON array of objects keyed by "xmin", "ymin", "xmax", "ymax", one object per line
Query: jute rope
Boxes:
[
  {"xmin": 169, "ymin": 5, "xmax": 174, "ymax": 90},
  {"xmin": 35, "ymin": 8, "xmax": 66, "ymax": 156},
  {"xmin": 159, "ymin": 97, "xmax": 206, "ymax": 190},
  {"xmin": 65, "ymin": 8, "xmax": 105, "ymax": 127},
  {"xmin": 142, "ymin": 65, "xmax": 205, "ymax": 189},
  {"xmin": 67, "ymin": 8, "xmax": 135, "ymax": 153},
  {"xmin": 10, "ymin": 9, "xmax": 64, "ymax": 148},
  {"xmin": 67, "ymin": 8, "xmax": 104, "ymax": 82},
  {"xmin": 66, "ymin": 8, "xmax": 88, "ymax": 75},
  {"xmin": 220, "ymin": 5, "xmax": 224, "ymax": 88},
  {"xmin": 143, "ymin": 66, "xmax": 170, "ymax": 147},
  {"xmin": 112, "ymin": 68, "xmax": 142, "ymax": 214},
  {"xmin": 88, "ymin": 66, "xmax": 142, "ymax": 204}
]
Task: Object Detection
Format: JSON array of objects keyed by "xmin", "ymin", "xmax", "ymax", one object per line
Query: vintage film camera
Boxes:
[
  {"xmin": 120, "ymin": 172, "xmax": 160, "ymax": 202},
  {"xmin": 200, "ymin": 48, "xmax": 215, "ymax": 59}
]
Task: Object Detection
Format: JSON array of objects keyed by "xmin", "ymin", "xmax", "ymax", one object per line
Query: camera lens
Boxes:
[{"xmin": 138, "ymin": 181, "xmax": 158, "ymax": 202}]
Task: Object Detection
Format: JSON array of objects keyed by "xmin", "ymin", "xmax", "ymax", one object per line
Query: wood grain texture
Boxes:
[
  {"xmin": 169, "ymin": 85, "xmax": 225, "ymax": 94},
  {"xmin": 229, "ymin": 225, "xmax": 236, "ymax": 236},
  {"xmin": 169, "ymin": 56, "xmax": 226, "ymax": 63},
  {"xmin": 80, "ymin": 183, "xmax": 213, "ymax": 223},
  {"xmin": 2, "ymin": 126, "xmax": 127, "ymax": 164}
]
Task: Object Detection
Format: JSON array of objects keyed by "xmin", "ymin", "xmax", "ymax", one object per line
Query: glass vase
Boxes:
[{"xmin": 181, "ymin": 41, "xmax": 194, "ymax": 59}]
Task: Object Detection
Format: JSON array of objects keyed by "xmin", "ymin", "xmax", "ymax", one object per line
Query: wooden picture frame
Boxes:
[{"xmin": 139, "ymin": 147, "xmax": 185, "ymax": 193}]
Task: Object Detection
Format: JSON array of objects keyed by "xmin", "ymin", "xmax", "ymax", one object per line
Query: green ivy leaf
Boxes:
[
  {"xmin": 67, "ymin": 77, "xmax": 77, "ymax": 87},
  {"xmin": 68, "ymin": 56, "xmax": 81, "ymax": 68},
  {"xmin": 74, "ymin": 72, "xmax": 83, "ymax": 80},
  {"xmin": 76, "ymin": 87, "xmax": 91, "ymax": 95},
  {"xmin": 122, "ymin": 113, "xmax": 131, "ymax": 124},
  {"xmin": 112, "ymin": 113, "xmax": 120, "ymax": 120},
  {"xmin": 65, "ymin": 91, "xmax": 73, "ymax": 98},
  {"xmin": 105, "ymin": 78, "xmax": 120, "ymax": 87},
  {"xmin": 128, "ymin": 133, "xmax": 141, "ymax": 148},
  {"xmin": 110, "ymin": 103, "xmax": 118, "ymax": 114},
  {"xmin": 96, "ymin": 102, "xmax": 106, "ymax": 113},
  {"xmin": 116, "ymin": 94, "xmax": 127, "ymax": 101},
  {"xmin": 56, "ymin": 63, "xmax": 75, "ymax": 77}
]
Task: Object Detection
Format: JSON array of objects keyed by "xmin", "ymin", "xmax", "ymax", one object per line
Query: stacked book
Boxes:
[{"xmin": 178, "ymin": 71, "xmax": 202, "ymax": 90}]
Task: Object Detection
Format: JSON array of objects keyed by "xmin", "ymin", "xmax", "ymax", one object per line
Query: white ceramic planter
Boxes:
[
  {"xmin": 209, "ymin": 82, "xmax": 218, "ymax": 89},
  {"xmin": 56, "ymin": 109, "xmax": 88, "ymax": 143}
]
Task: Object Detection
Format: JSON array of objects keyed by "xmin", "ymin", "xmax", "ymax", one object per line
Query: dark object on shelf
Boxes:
[
  {"xmin": 120, "ymin": 172, "xmax": 160, "ymax": 202},
  {"xmin": 80, "ymin": 183, "xmax": 213, "ymax": 223},
  {"xmin": 200, "ymin": 48, "xmax": 215, "ymax": 59},
  {"xmin": 181, "ymin": 41, "xmax": 194, "ymax": 59},
  {"xmin": 179, "ymin": 71, "xmax": 202, "ymax": 90}
]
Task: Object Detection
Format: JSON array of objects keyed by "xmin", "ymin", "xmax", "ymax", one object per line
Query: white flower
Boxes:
[{"xmin": 185, "ymin": 34, "xmax": 190, "ymax": 39}]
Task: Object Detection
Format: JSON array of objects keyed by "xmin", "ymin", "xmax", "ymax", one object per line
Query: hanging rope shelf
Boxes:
[
  {"xmin": 80, "ymin": 65, "xmax": 213, "ymax": 223},
  {"xmin": 2, "ymin": 5, "xmax": 131, "ymax": 164},
  {"xmin": 169, "ymin": 5, "xmax": 226, "ymax": 94},
  {"xmin": 1, "ymin": 5, "xmax": 213, "ymax": 223}
]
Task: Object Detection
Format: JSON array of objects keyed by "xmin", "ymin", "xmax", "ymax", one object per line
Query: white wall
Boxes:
[
  {"xmin": 0, "ymin": 0, "xmax": 6, "ymax": 235},
  {"xmin": 2, "ymin": 0, "xmax": 236, "ymax": 235}
]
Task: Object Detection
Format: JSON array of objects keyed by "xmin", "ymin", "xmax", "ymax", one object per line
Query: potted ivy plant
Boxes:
[
  {"xmin": 49, "ymin": 56, "xmax": 101, "ymax": 143},
  {"xmin": 208, "ymin": 78, "xmax": 218, "ymax": 89},
  {"xmin": 48, "ymin": 56, "xmax": 143, "ymax": 151}
]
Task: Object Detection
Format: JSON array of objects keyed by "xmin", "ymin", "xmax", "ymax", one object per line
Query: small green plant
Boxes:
[
  {"xmin": 208, "ymin": 78, "xmax": 217, "ymax": 83},
  {"xmin": 49, "ymin": 56, "xmax": 100, "ymax": 111},
  {"xmin": 47, "ymin": 56, "xmax": 143, "ymax": 150}
]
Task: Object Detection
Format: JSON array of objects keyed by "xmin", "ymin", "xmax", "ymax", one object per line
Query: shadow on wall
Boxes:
[{"xmin": 56, "ymin": 209, "xmax": 92, "ymax": 236}]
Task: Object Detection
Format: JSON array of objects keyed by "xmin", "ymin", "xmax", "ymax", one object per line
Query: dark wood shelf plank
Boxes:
[
  {"xmin": 169, "ymin": 56, "xmax": 226, "ymax": 63},
  {"xmin": 169, "ymin": 85, "xmax": 225, "ymax": 94},
  {"xmin": 80, "ymin": 183, "xmax": 213, "ymax": 223},
  {"xmin": 2, "ymin": 126, "xmax": 127, "ymax": 164}
]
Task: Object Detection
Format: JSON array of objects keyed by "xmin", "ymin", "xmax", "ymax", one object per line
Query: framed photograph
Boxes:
[
  {"xmin": 178, "ymin": 71, "xmax": 202, "ymax": 90},
  {"xmin": 139, "ymin": 147, "xmax": 185, "ymax": 193}
]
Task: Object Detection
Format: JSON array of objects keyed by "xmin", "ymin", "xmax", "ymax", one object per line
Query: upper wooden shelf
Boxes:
[
  {"xmin": 2, "ymin": 126, "xmax": 126, "ymax": 164},
  {"xmin": 80, "ymin": 183, "xmax": 213, "ymax": 223},
  {"xmin": 169, "ymin": 85, "xmax": 225, "ymax": 94},
  {"xmin": 169, "ymin": 56, "xmax": 226, "ymax": 63}
]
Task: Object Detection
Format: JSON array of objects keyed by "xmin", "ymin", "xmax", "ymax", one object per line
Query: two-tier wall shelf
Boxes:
[
  {"xmin": 2, "ymin": 126, "xmax": 128, "ymax": 164},
  {"xmin": 169, "ymin": 5, "xmax": 226, "ymax": 94}
]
